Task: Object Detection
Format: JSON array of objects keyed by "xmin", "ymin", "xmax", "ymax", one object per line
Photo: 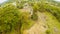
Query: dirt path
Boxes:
[{"xmin": 23, "ymin": 12, "xmax": 48, "ymax": 34}]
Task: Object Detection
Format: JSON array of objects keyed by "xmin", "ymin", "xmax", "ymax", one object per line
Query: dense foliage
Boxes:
[
  {"xmin": 0, "ymin": 2, "xmax": 34, "ymax": 34},
  {"xmin": 0, "ymin": 4, "xmax": 21, "ymax": 34}
]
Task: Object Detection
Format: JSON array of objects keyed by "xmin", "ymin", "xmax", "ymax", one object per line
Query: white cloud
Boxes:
[{"xmin": 0, "ymin": 0, "xmax": 7, "ymax": 3}]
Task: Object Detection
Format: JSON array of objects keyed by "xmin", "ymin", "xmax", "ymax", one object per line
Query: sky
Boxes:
[
  {"xmin": 54, "ymin": 0, "xmax": 60, "ymax": 2},
  {"xmin": 0, "ymin": 0, "xmax": 7, "ymax": 4},
  {"xmin": 0, "ymin": 0, "xmax": 60, "ymax": 4}
]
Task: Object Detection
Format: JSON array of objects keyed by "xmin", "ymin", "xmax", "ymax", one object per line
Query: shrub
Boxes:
[
  {"xmin": 0, "ymin": 4, "xmax": 20, "ymax": 34},
  {"xmin": 31, "ymin": 13, "xmax": 38, "ymax": 21},
  {"xmin": 46, "ymin": 30, "xmax": 50, "ymax": 34}
]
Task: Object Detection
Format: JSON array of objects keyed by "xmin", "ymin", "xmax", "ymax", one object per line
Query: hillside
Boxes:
[{"xmin": 0, "ymin": 0, "xmax": 60, "ymax": 34}]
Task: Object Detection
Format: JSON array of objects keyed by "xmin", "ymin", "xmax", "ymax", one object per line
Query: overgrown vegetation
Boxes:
[
  {"xmin": 0, "ymin": 0, "xmax": 60, "ymax": 34},
  {"xmin": 0, "ymin": 3, "xmax": 34, "ymax": 34},
  {"xmin": 0, "ymin": 4, "xmax": 20, "ymax": 34}
]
